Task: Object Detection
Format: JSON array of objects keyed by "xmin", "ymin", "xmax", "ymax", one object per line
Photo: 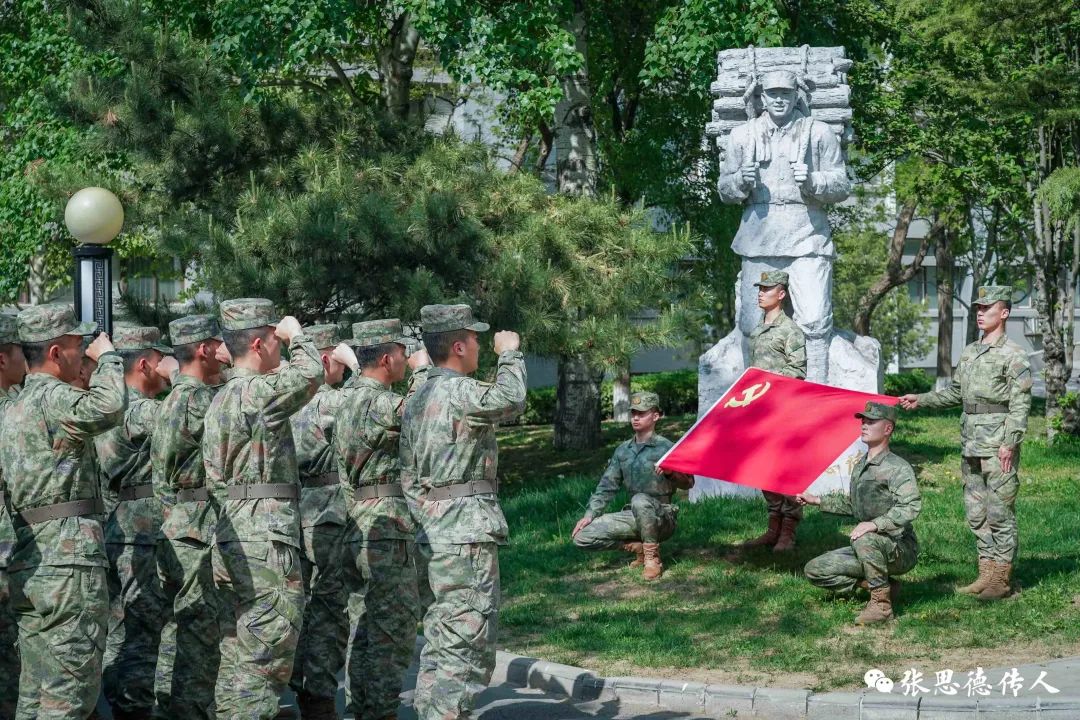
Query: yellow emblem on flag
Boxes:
[{"xmin": 725, "ymin": 382, "xmax": 772, "ymax": 408}]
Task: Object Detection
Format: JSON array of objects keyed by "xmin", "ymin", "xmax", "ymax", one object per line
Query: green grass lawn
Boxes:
[{"xmin": 494, "ymin": 406, "xmax": 1080, "ymax": 691}]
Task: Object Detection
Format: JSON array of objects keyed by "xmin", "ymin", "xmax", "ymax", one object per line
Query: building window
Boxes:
[{"xmin": 908, "ymin": 266, "xmax": 937, "ymax": 310}]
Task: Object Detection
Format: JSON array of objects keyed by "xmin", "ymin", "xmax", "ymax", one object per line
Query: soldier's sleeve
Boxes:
[
  {"xmin": 54, "ymin": 352, "xmax": 128, "ymax": 440},
  {"xmin": 403, "ymin": 365, "xmax": 431, "ymax": 409},
  {"xmin": 461, "ymin": 351, "xmax": 527, "ymax": 423},
  {"xmin": 872, "ymin": 461, "xmax": 922, "ymax": 533},
  {"xmin": 127, "ymin": 396, "xmax": 161, "ymax": 441},
  {"xmin": 585, "ymin": 450, "xmax": 624, "ymax": 519},
  {"xmin": 807, "ymin": 121, "xmax": 851, "ymax": 204},
  {"xmin": 1004, "ymin": 352, "xmax": 1032, "ymax": 447},
  {"xmin": 253, "ymin": 334, "xmax": 324, "ymax": 430},
  {"xmin": 399, "ymin": 402, "xmax": 421, "ymax": 514},
  {"xmin": 819, "ymin": 491, "xmax": 853, "ymax": 517},
  {"xmin": 717, "ymin": 126, "xmax": 751, "ymax": 203},
  {"xmin": 782, "ymin": 325, "xmax": 807, "ymax": 379},
  {"xmin": 916, "ymin": 355, "xmax": 964, "ymax": 409}
]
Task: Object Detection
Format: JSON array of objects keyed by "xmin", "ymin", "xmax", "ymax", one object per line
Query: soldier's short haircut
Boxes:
[
  {"xmin": 356, "ymin": 342, "xmax": 398, "ymax": 370},
  {"xmin": 21, "ymin": 340, "xmax": 55, "ymax": 368},
  {"xmin": 119, "ymin": 348, "xmax": 155, "ymax": 373},
  {"xmin": 222, "ymin": 326, "xmax": 273, "ymax": 359},
  {"xmin": 172, "ymin": 342, "xmax": 199, "ymax": 366},
  {"xmin": 423, "ymin": 329, "xmax": 471, "ymax": 364}
]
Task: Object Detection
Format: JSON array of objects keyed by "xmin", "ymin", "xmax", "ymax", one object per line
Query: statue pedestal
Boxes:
[{"xmin": 690, "ymin": 328, "xmax": 882, "ymax": 502}]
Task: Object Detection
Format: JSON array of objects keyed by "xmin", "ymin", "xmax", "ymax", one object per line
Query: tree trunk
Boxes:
[
  {"xmin": 28, "ymin": 249, "xmax": 47, "ymax": 304},
  {"xmin": 934, "ymin": 225, "xmax": 955, "ymax": 389},
  {"xmin": 553, "ymin": 354, "xmax": 604, "ymax": 450},
  {"xmin": 612, "ymin": 364, "xmax": 630, "ymax": 422},
  {"xmin": 379, "ymin": 12, "xmax": 420, "ymax": 119}
]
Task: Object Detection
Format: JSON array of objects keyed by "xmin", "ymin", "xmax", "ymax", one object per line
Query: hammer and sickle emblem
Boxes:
[{"xmin": 724, "ymin": 381, "xmax": 771, "ymax": 408}]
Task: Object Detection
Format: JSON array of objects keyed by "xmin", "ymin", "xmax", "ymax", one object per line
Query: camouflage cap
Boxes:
[
  {"xmin": 754, "ymin": 270, "xmax": 790, "ymax": 288},
  {"xmin": 219, "ymin": 298, "xmax": 279, "ymax": 331},
  {"xmin": 0, "ymin": 314, "xmax": 17, "ymax": 345},
  {"xmin": 630, "ymin": 391, "xmax": 661, "ymax": 412},
  {"xmin": 761, "ymin": 69, "xmax": 798, "ymax": 90},
  {"xmin": 855, "ymin": 401, "xmax": 898, "ymax": 423},
  {"xmin": 169, "ymin": 315, "xmax": 222, "ymax": 347},
  {"xmin": 973, "ymin": 285, "xmax": 1013, "ymax": 307},
  {"xmin": 112, "ymin": 325, "xmax": 173, "ymax": 355},
  {"xmin": 17, "ymin": 303, "xmax": 96, "ymax": 343},
  {"xmin": 351, "ymin": 319, "xmax": 409, "ymax": 348},
  {"xmin": 420, "ymin": 304, "xmax": 489, "ymax": 334},
  {"xmin": 304, "ymin": 323, "xmax": 342, "ymax": 351}
]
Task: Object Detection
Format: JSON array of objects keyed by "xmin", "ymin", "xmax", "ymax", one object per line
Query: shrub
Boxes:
[
  {"xmin": 521, "ymin": 369, "xmax": 698, "ymax": 425},
  {"xmin": 884, "ymin": 369, "xmax": 933, "ymax": 396}
]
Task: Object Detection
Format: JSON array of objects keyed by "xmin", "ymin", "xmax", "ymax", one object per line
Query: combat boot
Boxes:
[
  {"xmin": 622, "ymin": 542, "xmax": 645, "ymax": 568},
  {"xmin": 977, "ymin": 561, "xmax": 1013, "ymax": 600},
  {"xmin": 297, "ymin": 690, "xmax": 338, "ymax": 720},
  {"xmin": 772, "ymin": 516, "xmax": 799, "ymax": 553},
  {"xmin": 957, "ymin": 558, "xmax": 993, "ymax": 595},
  {"xmin": 642, "ymin": 543, "xmax": 663, "ymax": 581},
  {"xmin": 742, "ymin": 513, "xmax": 782, "ymax": 548},
  {"xmin": 854, "ymin": 585, "xmax": 893, "ymax": 625},
  {"xmin": 857, "ymin": 579, "xmax": 900, "ymax": 606}
]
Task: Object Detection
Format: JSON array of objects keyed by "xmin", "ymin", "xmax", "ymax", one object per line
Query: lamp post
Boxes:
[{"xmin": 65, "ymin": 187, "xmax": 124, "ymax": 335}]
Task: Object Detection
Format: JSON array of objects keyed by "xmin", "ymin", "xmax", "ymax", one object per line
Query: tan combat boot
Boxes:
[
  {"xmin": 977, "ymin": 561, "xmax": 1013, "ymax": 600},
  {"xmin": 857, "ymin": 578, "xmax": 900, "ymax": 606},
  {"xmin": 742, "ymin": 513, "xmax": 782, "ymax": 548},
  {"xmin": 772, "ymin": 516, "xmax": 800, "ymax": 553},
  {"xmin": 854, "ymin": 585, "xmax": 894, "ymax": 625},
  {"xmin": 642, "ymin": 543, "xmax": 663, "ymax": 580},
  {"xmin": 622, "ymin": 542, "xmax": 645, "ymax": 568},
  {"xmin": 957, "ymin": 558, "xmax": 993, "ymax": 595}
]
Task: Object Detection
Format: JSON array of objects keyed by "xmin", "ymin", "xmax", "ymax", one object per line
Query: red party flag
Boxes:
[{"xmin": 658, "ymin": 368, "xmax": 898, "ymax": 495}]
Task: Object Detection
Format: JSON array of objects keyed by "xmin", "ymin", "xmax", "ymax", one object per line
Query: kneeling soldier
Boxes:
[
  {"xmin": 798, "ymin": 402, "xmax": 921, "ymax": 625},
  {"xmin": 572, "ymin": 392, "xmax": 693, "ymax": 580}
]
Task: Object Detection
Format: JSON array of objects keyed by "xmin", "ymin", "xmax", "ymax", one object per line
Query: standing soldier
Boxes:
[
  {"xmin": 742, "ymin": 270, "xmax": 807, "ymax": 552},
  {"xmin": 152, "ymin": 315, "xmax": 228, "ymax": 719},
  {"xmin": 0, "ymin": 314, "xmax": 26, "ymax": 719},
  {"xmin": 898, "ymin": 286, "xmax": 1032, "ymax": 600},
  {"xmin": 97, "ymin": 326, "xmax": 177, "ymax": 720},
  {"xmin": 798, "ymin": 402, "xmax": 921, "ymax": 625},
  {"xmin": 288, "ymin": 324, "xmax": 353, "ymax": 719},
  {"xmin": 337, "ymin": 319, "xmax": 430, "ymax": 720},
  {"xmin": 400, "ymin": 304, "xmax": 526, "ymax": 720},
  {"xmin": 571, "ymin": 391, "xmax": 694, "ymax": 580},
  {"xmin": 203, "ymin": 299, "xmax": 322, "ymax": 719},
  {"xmin": 0, "ymin": 303, "xmax": 125, "ymax": 719}
]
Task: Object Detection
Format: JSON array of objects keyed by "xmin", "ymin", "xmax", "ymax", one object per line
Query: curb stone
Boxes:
[{"xmin": 485, "ymin": 645, "xmax": 1080, "ymax": 719}]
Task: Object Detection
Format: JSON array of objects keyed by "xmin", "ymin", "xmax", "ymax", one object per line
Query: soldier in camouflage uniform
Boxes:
[
  {"xmin": 152, "ymin": 315, "xmax": 228, "ymax": 719},
  {"xmin": 400, "ymin": 304, "xmax": 526, "ymax": 720},
  {"xmin": 204, "ymin": 299, "xmax": 322, "ymax": 719},
  {"xmin": 0, "ymin": 303, "xmax": 126, "ymax": 719},
  {"xmin": 742, "ymin": 270, "xmax": 807, "ymax": 552},
  {"xmin": 97, "ymin": 326, "xmax": 177, "ymax": 720},
  {"xmin": 287, "ymin": 323, "xmax": 353, "ymax": 719},
  {"xmin": 572, "ymin": 391, "xmax": 693, "ymax": 581},
  {"xmin": 0, "ymin": 314, "xmax": 26, "ymax": 719},
  {"xmin": 799, "ymin": 402, "xmax": 921, "ymax": 624},
  {"xmin": 899, "ymin": 286, "xmax": 1032, "ymax": 600},
  {"xmin": 337, "ymin": 319, "xmax": 430, "ymax": 720}
]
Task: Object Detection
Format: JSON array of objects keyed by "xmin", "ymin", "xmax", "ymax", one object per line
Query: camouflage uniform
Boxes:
[
  {"xmin": 0, "ymin": 304, "xmax": 125, "ymax": 720},
  {"xmin": 204, "ymin": 299, "xmax": 322, "ymax": 719},
  {"xmin": 573, "ymin": 393, "xmax": 684, "ymax": 551},
  {"xmin": 96, "ymin": 326, "xmax": 173, "ymax": 718},
  {"xmin": 748, "ymin": 270, "xmax": 807, "ymax": 525},
  {"xmin": 287, "ymin": 324, "xmax": 349, "ymax": 711},
  {"xmin": 0, "ymin": 314, "xmax": 21, "ymax": 719},
  {"xmin": 914, "ymin": 287, "xmax": 1031, "ymax": 565},
  {"xmin": 338, "ymin": 319, "xmax": 429, "ymax": 719},
  {"xmin": 804, "ymin": 404, "xmax": 921, "ymax": 593},
  {"xmin": 400, "ymin": 305, "xmax": 526, "ymax": 720},
  {"xmin": 152, "ymin": 315, "xmax": 224, "ymax": 719}
]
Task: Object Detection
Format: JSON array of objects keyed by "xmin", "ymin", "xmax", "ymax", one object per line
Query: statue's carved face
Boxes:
[{"xmin": 761, "ymin": 87, "xmax": 798, "ymax": 124}]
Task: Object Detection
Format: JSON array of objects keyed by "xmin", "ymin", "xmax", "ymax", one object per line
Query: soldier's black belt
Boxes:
[
  {"xmin": 16, "ymin": 498, "xmax": 106, "ymax": 525},
  {"xmin": 226, "ymin": 483, "xmax": 299, "ymax": 500},
  {"xmin": 303, "ymin": 472, "xmax": 340, "ymax": 488},
  {"xmin": 175, "ymin": 487, "xmax": 210, "ymax": 502},
  {"xmin": 118, "ymin": 484, "xmax": 154, "ymax": 502},
  {"xmin": 964, "ymin": 402, "xmax": 1009, "ymax": 414},
  {"xmin": 354, "ymin": 483, "xmax": 404, "ymax": 501},
  {"xmin": 423, "ymin": 479, "xmax": 497, "ymax": 502}
]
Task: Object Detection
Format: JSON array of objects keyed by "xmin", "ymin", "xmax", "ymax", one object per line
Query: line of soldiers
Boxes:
[
  {"xmin": 570, "ymin": 275, "xmax": 1031, "ymax": 625},
  {"xmin": 0, "ymin": 299, "xmax": 526, "ymax": 720}
]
